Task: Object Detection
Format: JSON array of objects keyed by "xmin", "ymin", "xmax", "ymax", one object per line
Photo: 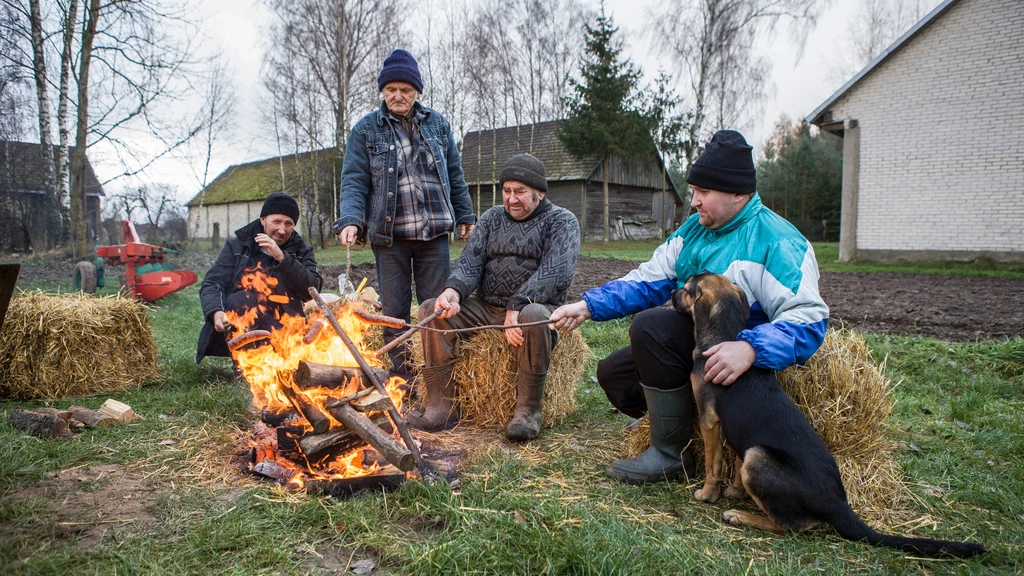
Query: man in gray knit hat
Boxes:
[{"xmin": 408, "ymin": 153, "xmax": 580, "ymax": 441}]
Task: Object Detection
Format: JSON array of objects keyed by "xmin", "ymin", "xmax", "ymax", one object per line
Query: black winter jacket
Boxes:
[{"xmin": 196, "ymin": 219, "xmax": 322, "ymax": 363}]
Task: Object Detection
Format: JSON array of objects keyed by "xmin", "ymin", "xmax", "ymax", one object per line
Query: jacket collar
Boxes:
[
  {"xmin": 709, "ymin": 192, "xmax": 762, "ymax": 235},
  {"xmin": 376, "ymin": 100, "xmax": 430, "ymax": 126}
]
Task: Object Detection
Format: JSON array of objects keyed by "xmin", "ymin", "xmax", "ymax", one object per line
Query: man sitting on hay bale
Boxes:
[
  {"xmin": 551, "ymin": 129, "xmax": 829, "ymax": 483},
  {"xmin": 408, "ymin": 153, "xmax": 580, "ymax": 441},
  {"xmin": 196, "ymin": 192, "xmax": 323, "ymax": 364}
]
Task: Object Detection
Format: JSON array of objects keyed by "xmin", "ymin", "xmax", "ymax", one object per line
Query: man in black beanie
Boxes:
[
  {"xmin": 334, "ymin": 48, "xmax": 476, "ymax": 379},
  {"xmin": 408, "ymin": 153, "xmax": 580, "ymax": 441},
  {"xmin": 551, "ymin": 130, "xmax": 829, "ymax": 483},
  {"xmin": 197, "ymin": 192, "xmax": 323, "ymax": 364}
]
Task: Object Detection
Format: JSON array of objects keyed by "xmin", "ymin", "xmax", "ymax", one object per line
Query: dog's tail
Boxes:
[{"xmin": 828, "ymin": 504, "xmax": 987, "ymax": 558}]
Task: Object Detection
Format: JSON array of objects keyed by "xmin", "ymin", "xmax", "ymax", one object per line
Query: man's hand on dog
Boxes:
[{"xmin": 703, "ymin": 341, "xmax": 756, "ymax": 385}]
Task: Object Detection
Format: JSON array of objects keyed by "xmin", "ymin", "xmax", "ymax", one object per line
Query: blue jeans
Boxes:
[{"xmin": 372, "ymin": 236, "xmax": 451, "ymax": 375}]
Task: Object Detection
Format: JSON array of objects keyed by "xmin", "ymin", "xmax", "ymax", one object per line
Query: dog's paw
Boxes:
[
  {"xmin": 694, "ymin": 486, "xmax": 720, "ymax": 503},
  {"xmin": 724, "ymin": 485, "xmax": 748, "ymax": 500},
  {"xmin": 722, "ymin": 510, "xmax": 743, "ymax": 526}
]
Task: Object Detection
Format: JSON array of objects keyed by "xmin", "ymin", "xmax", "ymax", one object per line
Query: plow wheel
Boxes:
[{"xmin": 74, "ymin": 261, "xmax": 97, "ymax": 294}]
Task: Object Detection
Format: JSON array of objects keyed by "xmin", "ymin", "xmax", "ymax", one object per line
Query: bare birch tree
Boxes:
[
  {"xmin": 828, "ymin": 0, "xmax": 936, "ymax": 85},
  {"xmin": 649, "ymin": 0, "xmax": 829, "ymax": 176}
]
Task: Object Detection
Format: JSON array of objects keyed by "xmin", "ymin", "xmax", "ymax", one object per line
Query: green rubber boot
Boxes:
[
  {"xmin": 406, "ymin": 364, "xmax": 460, "ymax": 432},
  {"xmin": 506, "ymin": 371, "xmax": 546, "ymax": 441},
  {"xmin": 608, "ymin": 383, "xmax": 695, "ymax": 484}
]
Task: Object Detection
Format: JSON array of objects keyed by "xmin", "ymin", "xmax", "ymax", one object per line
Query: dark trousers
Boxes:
[
  {"xmin": 596, "ymin": 307, "xmax": 696, "ymax": 418},
  {"xmin": 419, "ymin": 296, "xmax": 559, "ymax": 375},
  {"xmin": 372, "ymin": 236, "xmax": 452, "ymax": 375}
]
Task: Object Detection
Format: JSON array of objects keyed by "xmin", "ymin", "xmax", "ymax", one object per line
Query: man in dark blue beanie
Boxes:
[
  {"xmin": 197, "ymin": 192, "xmax": 322, "ymax": 365},
  {"xmin": 551, "ymin": 129, "xmax": 828, "ymax": 484},
  {"xmin": 334, "ymin": 48, "xmax": 476, "ymax": 378}
]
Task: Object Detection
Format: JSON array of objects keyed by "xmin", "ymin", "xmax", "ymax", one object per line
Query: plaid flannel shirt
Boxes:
[{"xmin": 386, "ymin": 111, "xmax": 453, "ymax": 241}]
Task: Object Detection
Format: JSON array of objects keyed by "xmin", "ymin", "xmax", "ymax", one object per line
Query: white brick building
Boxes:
[{"xmin": 806, "ymin": 0, "xmax": 1024, "ymax": 262}]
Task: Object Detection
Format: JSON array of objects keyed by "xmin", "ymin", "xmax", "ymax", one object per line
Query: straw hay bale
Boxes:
[
  {"xmin": 623, "ymin": 327, "xmax": 916, "ymax": 527},
  {"xmin": 411, "ymin": 327, "xmax": 588, "ymax": 427},
  {"xmin": 0, "ymin": 291, "xmax": 159, "ymax": 400}
]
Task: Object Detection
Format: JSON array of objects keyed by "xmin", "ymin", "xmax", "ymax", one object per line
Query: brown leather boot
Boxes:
[
  {"xmin": 506, "ymin": 371, "xmax": 546, "ymax": 441},
  {"xmin": 406, "ymin": 364, "xmax": 460, "ymax": 431}
]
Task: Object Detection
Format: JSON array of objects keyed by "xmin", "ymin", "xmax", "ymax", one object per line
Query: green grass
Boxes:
[{"xmin": 1, "ymin": 245, "xmax": 1022, "ymax": 574}]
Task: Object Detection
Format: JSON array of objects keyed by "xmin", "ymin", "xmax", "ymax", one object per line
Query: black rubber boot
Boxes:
[
  {"xmin": 608, "ymin": 383, "xmax": 695, "ymax": 484},
  {"xmin": 506, "ymin": 371, "xmax": 546, "ymax": 441},
  {"xmin": 406, "ymin": 364, "xmax": 460, "ymax": 432}
]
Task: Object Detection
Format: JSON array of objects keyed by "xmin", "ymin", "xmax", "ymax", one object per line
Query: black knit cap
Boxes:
[
  {"xmin": 499, "ymin": 153, "xmax": 547, "ymax": 192},
  {"xmin": 260, "ymin": 192, "xmax": 300, "ymax": 224},
  {"xmin": 686, "ymin": 130, "xmax": 756, "ymax": 194},
  {"xmin": 377, "ymin": 49, "xmax": 424, "ymax": 93}
]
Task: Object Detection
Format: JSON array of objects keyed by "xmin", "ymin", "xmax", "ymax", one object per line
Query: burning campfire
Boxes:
[{"xmin": 226, "ymin": 269, "xmax": 422, "ymax": 494}]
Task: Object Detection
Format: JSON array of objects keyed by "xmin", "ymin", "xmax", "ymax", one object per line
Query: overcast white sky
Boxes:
[{"xmin": 120, "ymin": 0, "xmax": 887, "ymax": 205}]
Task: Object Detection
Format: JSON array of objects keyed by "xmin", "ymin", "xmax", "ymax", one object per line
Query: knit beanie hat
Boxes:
[
  {"xmin": 260, "ymin": 192, "xmax": 300, "ymax": 224},
  {"xmin": 686, "ymin": 130, "xmax": 756, "ymax": 194},
  {"xmin": 499, "ymin": 153, "xmax": 548, "ymax": 192},
  {"xmin": 377, "ymin": 49, "xmax": 424, "ymax": 93}
]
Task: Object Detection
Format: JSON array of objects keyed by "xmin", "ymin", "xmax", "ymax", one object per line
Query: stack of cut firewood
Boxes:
[{"xmin": 7, "ymin": 399, "xmax": 139, "ymax": 439}]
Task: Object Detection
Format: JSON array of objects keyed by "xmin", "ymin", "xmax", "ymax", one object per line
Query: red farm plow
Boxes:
[{"xmin": 75, "ymin": 221, "xmax": 197, "ymax": 302}]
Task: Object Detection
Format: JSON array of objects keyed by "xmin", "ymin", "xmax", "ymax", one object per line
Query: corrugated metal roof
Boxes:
[{"xmin": 806, "ymin": 0, "xmax": 962, "ymax": 126}]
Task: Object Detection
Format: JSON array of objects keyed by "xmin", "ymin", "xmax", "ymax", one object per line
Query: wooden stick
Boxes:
[
  {"xmin": 374, "ymin": 310, "xmax": 440, "ymax": 358},
  {"xmin": 279, "ymin": 382, "xmax": 331, "ymax": 435},
  {"xmin": 309, "ymin": 287, "xmax": 431, "ymax": 478},
  {"xmin": 329, "ymin": 404, "xmax": 414, "ymax": 472},
  {"xmin": 324, "ymin": 387, "xmax": 376, "ymax": 410}
]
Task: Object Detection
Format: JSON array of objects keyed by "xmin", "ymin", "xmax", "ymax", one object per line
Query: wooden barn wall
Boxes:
[
  {"xmin": 468, "ymin": 180, "xmax": 675, "ymax": 241},
  {"xmin": 582, "ymin": 183, "xmax": 664, "ymax": 241}
]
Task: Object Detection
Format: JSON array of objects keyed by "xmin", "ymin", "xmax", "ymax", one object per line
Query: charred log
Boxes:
[
  {"xmin": 261, "ymin": 408, "xmax": 301, "ymax": 427},
  {"xmin": 293, "ymin": 361, "xmax": 366, "ymax": 390},
  {"xmin": 330, "ymin": 404, "xmax": 414, "ymax": 472},
  {"xmin": 279, "ymin": 384, "xmax": 331, "ymax": 434}
]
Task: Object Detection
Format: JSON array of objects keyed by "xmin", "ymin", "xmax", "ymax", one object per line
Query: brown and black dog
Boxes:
[{"xmin": 673, "ymin": 272, "xmax": 987, "ymax": 558}]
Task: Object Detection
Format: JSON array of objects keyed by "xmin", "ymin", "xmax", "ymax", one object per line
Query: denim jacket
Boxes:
[{"xmin": 334, "ymin": 101, "xmax": 476, "ymax": 246}]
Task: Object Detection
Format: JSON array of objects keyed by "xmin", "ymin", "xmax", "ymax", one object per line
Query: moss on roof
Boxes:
[{"xmin": 187, "ymin": 149, "xmax": 338, "ymax": 207}]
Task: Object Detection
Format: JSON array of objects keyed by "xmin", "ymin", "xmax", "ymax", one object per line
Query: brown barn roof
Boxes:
[
  {"xmin": 0, "ymin": 140, "xmax": 104, "ymax": 197},
  {"xmin": 460, "ymin": 121, "xmax": 682, "ymax": 204},
  {"xmin": 460, "ymin": 121, "xmax": 602, "ymax": 184}
]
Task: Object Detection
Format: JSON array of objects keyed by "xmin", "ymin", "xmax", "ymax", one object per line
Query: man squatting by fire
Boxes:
[
  {"xmin": 407, "ymin": 153, "xmax": 580, "ymax": 441},
  {"xmin": 550, "ymin": 130, "xmax": 829, "ymax": 482},
  {"xmin": 196, "ymin": 192, "xmax": 323, "ymax": 364}
]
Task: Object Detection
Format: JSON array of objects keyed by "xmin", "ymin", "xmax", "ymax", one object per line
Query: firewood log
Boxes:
[
  {"xmin": 293, "ymin": 361, "xmax": 366, "ymax": 390},
  {"xmin": 330, "ymin": 404, "xmax": 414, "ymax": 472},
  {"xmin": 279, "ymin": 384, "xmax": 331, "ymax": 434},
  {"xmin": 67, "ymin": 406, "xmax": 118, "ymax": 428},
  {"xmin": 98, "ymin": 399, "xmax": 140, "ymax": 422},
  {"xmin": 8, "ymin": 408, "xmax": 73, "ymax": 439},
  {"xmin": 296, "ymin": 414, "xmax": 392, "ymax": 469}
]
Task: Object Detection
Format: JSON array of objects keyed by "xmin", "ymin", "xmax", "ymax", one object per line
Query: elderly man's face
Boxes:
[
  {"xmin": 502, "ymin": 180, "xmax": 544, "ymax": 220},
  {"xmin": 382, "ymin": 82, "xmax": 417, "ymax": 117},
  {"xmin": 689, "ymin": 185, "xmax": 748, "ymax": 229},
  {"xmin": 260, "ymin": 214, "xmax": 295, "ymax": 245}
]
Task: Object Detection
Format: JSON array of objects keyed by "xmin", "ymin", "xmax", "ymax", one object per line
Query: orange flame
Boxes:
[{"xmin": 232, "ymin": 268, "xmax": 404, "ymax": 481}]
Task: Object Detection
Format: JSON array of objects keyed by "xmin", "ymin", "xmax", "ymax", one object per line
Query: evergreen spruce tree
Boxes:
[{"xmin": 559, "ymin": 5, "xmax": 655, "ymax": 242}]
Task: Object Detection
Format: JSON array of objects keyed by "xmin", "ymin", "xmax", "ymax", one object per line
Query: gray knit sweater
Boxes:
[{"xmin": 447, "ymin": 198, "xmax": 580, "ymax": 310}]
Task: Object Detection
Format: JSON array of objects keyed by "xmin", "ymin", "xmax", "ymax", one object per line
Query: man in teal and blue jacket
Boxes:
[{"xmin": 550, "ymin": 130, "xmax": 829, "ymax": 484}]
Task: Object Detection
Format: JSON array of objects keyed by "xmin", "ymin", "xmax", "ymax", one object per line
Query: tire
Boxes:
[{"xmin": 75, "ymin": 261, "xmax": 97, "ymax": 294}]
